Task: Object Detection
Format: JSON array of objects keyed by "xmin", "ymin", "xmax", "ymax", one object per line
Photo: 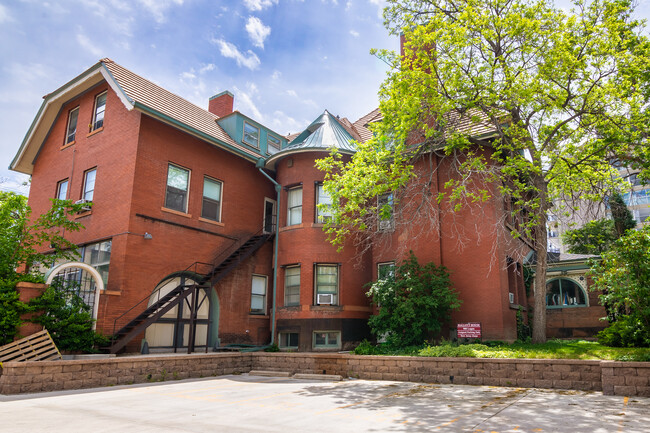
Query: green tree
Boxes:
[
  {"xmin": 318, "ymin": 0, "xmax": 650, "ymax": 343},
  {"xmin": 0, "ymin": 192, "xmax": 85, "ymax": 343},
  {"xmin": 609, "ymin": 191, "xmax": 637, "ymax": 237},
  {"xmin": 589, "ymin": 225, "xmax": 650, "ymax": 346},
  {"xmin": 366, "ymin": 252, "xmax": 461, "ymax": 348}
]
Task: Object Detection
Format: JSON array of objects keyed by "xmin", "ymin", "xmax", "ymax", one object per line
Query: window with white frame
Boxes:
[
  {"xmin": 243, "ymin": 121, "xmax": 259, "ymax": 147},
  {"xmin": 279, "ymin": 332, "xmax": 299, "ymax": 349},
  {"xmin": 201, "ymin": 176, "xmax": 222, "ymax": 221},
  {"xmin": 377, "ymin": 192, "xmax": 394, "ymax": 230},
  {"xmin": 284, "ymin": 266, "xmax": 300, "ymax": 306},
  {"xmin": 56, "ymin": 179, "xmax": 69, "ymax": 200},
  {"xmin": 267, "ymin": 134, "xmax": 281, "ymax": 153},
  {"xmin": 83, "ymin": 240, "xmax": 112, "ymax": 285},
  {"xmin": 545, "ymin": 278, "xmax": 587, "ymax": 308},
  {"xmin": 91, "ymin": 91, "xmax": 107, "ymax": 131},
  {"xmin": 287, "ymin": 187, "xmax": 302, "ymax": 226},
  {"xmin": 316, "ymin": 183, "xmax": 333, "ymax": 223},
  {"xmin": 82, "ymin": 168, "xmax": 96, "ymax": 201},
  {"xmin": 377, "ymin": 262, "xmax": 395, "ymax": 281},
  {"xmin": 250, "ymin": 275, "xmax": 267, "ymax": 314},
  {"xmin": 313, "ymin": 331, "xmax": 340, "ymax": 349},
  {"xmin": 65, "ymin": 107, "xmax": 79, "ymax": 144},
  {"xmin": 165, "ymin": 164, "xmax": 190, "ymax": 213},
  {"xmin": 315, "ymin": 264, "xmax": 338, "ymax": 305}
]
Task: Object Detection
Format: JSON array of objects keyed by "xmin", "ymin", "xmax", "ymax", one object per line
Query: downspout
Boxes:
[{"xmin": 257, "ymin": 160, "xmax": 281, "ymax": 345}]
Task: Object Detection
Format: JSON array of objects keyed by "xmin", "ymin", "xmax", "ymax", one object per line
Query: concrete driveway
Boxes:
[{"xmin": 1, "ymin": 374, "xmax": 649, "ymax": 432}]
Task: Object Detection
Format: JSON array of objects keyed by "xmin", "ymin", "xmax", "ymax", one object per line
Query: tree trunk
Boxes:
[{"xmin": 531, "ymin": 176, "xmax": 549, "ymax": 344}]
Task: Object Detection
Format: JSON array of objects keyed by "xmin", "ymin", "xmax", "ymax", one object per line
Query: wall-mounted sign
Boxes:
[{"xmin": 457, "ymin": 322, "xmax": 481, "ymax": 339}]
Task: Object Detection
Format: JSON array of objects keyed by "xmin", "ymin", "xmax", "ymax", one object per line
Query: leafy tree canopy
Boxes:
[
  {"xmin": 317, "ymin": 0, "xmax": 650, "ymax": 343},
  {"xmin": 589, "ymin": 225, "xmax": 650, "ymax": 346}
]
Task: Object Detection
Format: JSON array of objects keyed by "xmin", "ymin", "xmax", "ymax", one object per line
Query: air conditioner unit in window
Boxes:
[
  {"xmin": 379, "ymin": 219, "xmax": 393, "ymax": 230},
  {"xmin": 509, "ymin": 292, "xmax": 515, "ymax": 304},
  {"xmin": 317, "ymin": 294, "xmax": 334, "ymax": 305},
  {"xmin": 74, "ymin": 199, "xmax": 92, "ymax": 211}
]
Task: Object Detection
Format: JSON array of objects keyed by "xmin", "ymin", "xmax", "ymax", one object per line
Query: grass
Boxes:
[{"xmin": 354, "ymin": 339, "xmax": 650, "ymax": 362}]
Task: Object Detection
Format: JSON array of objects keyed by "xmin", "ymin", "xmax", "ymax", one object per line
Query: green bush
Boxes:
[
  {"xmin": 366, "ymin": 252, "xmax": 461, "ymax": 348},
  {"xmin": 28, "ymin": 283, "xmax": 108, "ymax": 352},
  {"xmin": 597, "ymin": 316, "xmax": 650, "ymax": 348},
  {"xmin": 419, "ymin": 342, "xmax": 491, "ymax": 358},
  {"xmin": 0, "ymin": 279, "xmax": 25, "ymax": 345}
]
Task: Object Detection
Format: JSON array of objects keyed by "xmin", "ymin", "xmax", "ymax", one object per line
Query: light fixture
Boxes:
[{"xmin": 143, "ymin": 232, "xmax": 153, "ymax": 240}]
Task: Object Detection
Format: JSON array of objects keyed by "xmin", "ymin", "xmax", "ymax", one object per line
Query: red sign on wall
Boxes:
[{"xmin": 457, "ymin": 323, "xmax": 481, "ymax": 339}]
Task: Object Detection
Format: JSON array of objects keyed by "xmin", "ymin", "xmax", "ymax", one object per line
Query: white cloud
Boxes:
[
  {"xmin": 246, "ymin": 17, "xmax": 271, "ymax": 49},
  {"xmin": 233, "ymin": 84, "xmax": 263, "ymax": 120},
  {"xmin": 76, "ymin": 31, "xmax": 103, "ymax": 57},
  {"xmin": 212, "ymin": 39, "xmax": 261, "ymax": 70},
  {"xmin": 350, "ymin": 30, "xmax": 359, "ymax": 37},
  {"xmin": 368, "ymin": 0, "xmax": 384, "ymax": 18},
  {"xmin": 287, "ymin": 90, "xmax": 298, "ymax": 97},
  {"xmin": 199, "ymin": 63, "xmax": 216, "ymax": 73},
  {"xmin": 243, "ymin": 0, "xmax": 278, "ymax": 11},
  {"xmin": 271, "ymin": 110, "xmax": 305, "ymax": 135},
  {"xmin": 137, "ymin": 0, "xmax": 184, "ymax": 24},
  {"xmin": 322, "ymin": 0, "xmax": 339, "ymax": 5},
  {"xmin": 271, "ymin": 70, "xmax": 281, "ymax": 80},
  {"xmin": 0, "ymin": 4, "xmax": 12, "ymax": 23},
  {"xmin": 346, "ymin": 1, "xmax": 352, "ymax": 10}
]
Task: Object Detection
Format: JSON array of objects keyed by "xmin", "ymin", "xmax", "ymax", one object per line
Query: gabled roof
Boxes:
[
  {"xmin": 265, "ymin": 110, "xmax": 357, "ymax": 169},
  {"xmin": 11, "ymin": 59, "xmax": 260, "ymax": 175}
]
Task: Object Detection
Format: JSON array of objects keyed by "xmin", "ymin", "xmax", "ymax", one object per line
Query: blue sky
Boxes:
[
  {"xmin": 1, "ymin": 0, "xmax": 649, "ymax": 195},
  {"xmin": 0, "ymin": 0, "xmax": 395, "ymax": 194}
]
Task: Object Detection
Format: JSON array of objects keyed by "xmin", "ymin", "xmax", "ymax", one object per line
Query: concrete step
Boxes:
[
  {"xmin": 293, "ymin": 373, "xmax": 342, "ymax": 381},
  {"xmin": 248, "ymin": 370, "xmax": 291, "ymax": 377}
]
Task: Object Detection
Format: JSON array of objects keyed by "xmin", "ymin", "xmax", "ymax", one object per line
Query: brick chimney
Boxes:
[{"xmin": 208, "ymin": 91, "xmax": 234, "ymax": 118}]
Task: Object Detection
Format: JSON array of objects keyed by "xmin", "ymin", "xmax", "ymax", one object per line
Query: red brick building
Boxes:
[{"xmin": 10, "ymin": 59, "xmax": 603, "ymax": 352}]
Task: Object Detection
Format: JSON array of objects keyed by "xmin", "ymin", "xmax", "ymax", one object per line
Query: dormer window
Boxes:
[
  {"xmin": 267, "ymin": 134, "xmax": 281, "ymax": 153},
  {"xmin": 243, "ymin": 121, "xmax": 259, "ymax": 148},
  {"xmin": 65, "ymin": 107, "xmax": 79, "ymax": 144}
]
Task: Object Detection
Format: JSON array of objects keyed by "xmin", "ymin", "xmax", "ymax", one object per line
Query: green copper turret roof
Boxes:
[{"xmin": 264, "ymin": 110, "xmax": 357, "ymax": 169}]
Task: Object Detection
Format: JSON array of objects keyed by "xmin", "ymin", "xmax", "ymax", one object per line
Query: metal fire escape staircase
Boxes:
[{"xmin": 107, "ymin": 232, "xmax": 272, "ymax": 354}]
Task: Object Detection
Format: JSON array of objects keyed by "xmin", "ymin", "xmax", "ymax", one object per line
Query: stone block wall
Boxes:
[
  {"xmin": 2, "ymin": 352, "xmax": 650, "ymax": 397},
  {"xmin": 0, "ymin": 353, "xmax": 250, "ymax": 395}
]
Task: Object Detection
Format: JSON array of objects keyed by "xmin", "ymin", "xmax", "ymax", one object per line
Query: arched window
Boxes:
[{"xmin": 545, "ymin": 278, "xmax": 587, "ymax": 308}]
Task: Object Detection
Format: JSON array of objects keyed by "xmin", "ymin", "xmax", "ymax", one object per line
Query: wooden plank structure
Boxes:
[{"xmin": 0, "ymin": 329, "xmax": 62, "ymax": 364}]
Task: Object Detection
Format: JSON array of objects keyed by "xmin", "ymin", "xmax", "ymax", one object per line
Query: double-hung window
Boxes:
[
  {"xmin": 243, "ymin": 121, "xmax": 259, "ymax": 147},
  {"xmin": 83, "ymin": 240, "xmax": 112, "ymax": 285},
  {"xmin": 91, "ymin": 91, "xmax": 107, "ymax": 131},
  {"xmin": 284, "ymin": 266, "xmax": 300, "ymax": 306},
  {"xmin": 56, "ymin": 179, "xmax": 69, "ymax": 200},
  {"xmin": 377, "ymin": 262, "xmax": 395, "ymax": 281},
  {"xmin": 201, "ymin": 176, "xmax": 222, "ymax": 221},
  {"xmin": 377, "ymin": 192, "xmax": 394, "ymax": 231},
  {"xmin": 65, "ymin": 107, "xmax": 79, "ymax": 144},
  {"xmin": 316, "ymin": 183, "xmax": 333, "ymax": 223},
  {"xmin": 287, "ymin": 187, "xmax": 302, "ymax": 226},
  {"xmin": 250, "ymin": 275, "xmax": 267, "ymax": 314},
  {"xmin": 315, "ymin": 264, "xmax": 338, "ymax": 305},
  {"xmin": 267, "ymin": 134, "xmax": 281, "ymax": 153},
  {"xmin": 165, "ymin": 164, "xmax": 190, "ymax": 213},
  {"xmin": 83, "ymin": 169, "xmax": 96, "ymax": 201}
]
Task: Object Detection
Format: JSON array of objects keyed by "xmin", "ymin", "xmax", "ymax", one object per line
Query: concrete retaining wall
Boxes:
[{"xmin": 1, "ymin": 352, "xmax": 649, "ymax": 397}]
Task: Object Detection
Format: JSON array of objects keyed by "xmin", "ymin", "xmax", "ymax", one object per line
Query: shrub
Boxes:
[{"xmin": 597, "ymin": 315, "xmax": 650, "ymax": 348}]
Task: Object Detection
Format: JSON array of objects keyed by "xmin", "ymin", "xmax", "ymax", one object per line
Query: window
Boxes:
[
  {"xmin": 165, "ymin": 164, "xmax": 190, "ymax": 213},
  {"xmin": 634, "ymin": 208, "xmax": 650, "ymax": 225},
  {"xmin": 315, "ymin": 264, "xmax": 338, "ymax": 305},
  {"xmin": 267, "ymin": 134, "xmax": 281, "ymax": 153},
  {"xmin": 316, "ymin": 184, "xmax": 333, "ymax": 223},
  {"xmin": 56, "ymin": 179, "xmax": 69, "ymax": 200},
  {"xmin": 201, "ymin": 176, "xmax": 222, "ymax": 221},
  {"xmin": 82, "ymin": 168, "xmax": 96, "ymax": 201},
  {"xmin": 287, "ymin": 187, "xmax": 302, "ymax": 226},
  {"xmin": 243, "ymin": 121, "xmax": 259, "ymax": 147},
  {"xmin": 378, "ymin": 192, "xmax": 394, "ymax": 230},
  {"xmin": 250, "ymin": 275, "xmax": 267, "ymax": 314},
  {"xmin": 279, "ymin": 332, "xmax": 299, "ymax": 349},
  {"xmin": 313, "ymin": 331, "xmax": 340, "ymax": 349},
  {"xmin": 65, "ymin": 107, "xmax": 79, "ymax": 144},
  {"xmin": 377, "ymin": 262, "xmax": 395, "ymax": 281},
  {"xmin": 284, "ymin": 266, "xmax": 300, "ymax": 306},
  {"xmin": 91, "ymin": 91, "xmax": 107, "ymax": 131},
  {"xmin": 83, "ymin": 240, "xmax": 112, "ymax": 285},
  {"xmin": 546, "ymin": 278, "xmax": 587, "ymax": 308}
]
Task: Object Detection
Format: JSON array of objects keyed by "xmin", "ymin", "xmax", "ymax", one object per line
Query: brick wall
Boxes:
[{"xmin": 3, "ymin": 352, "xmax": 649, "ymax": 396}]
